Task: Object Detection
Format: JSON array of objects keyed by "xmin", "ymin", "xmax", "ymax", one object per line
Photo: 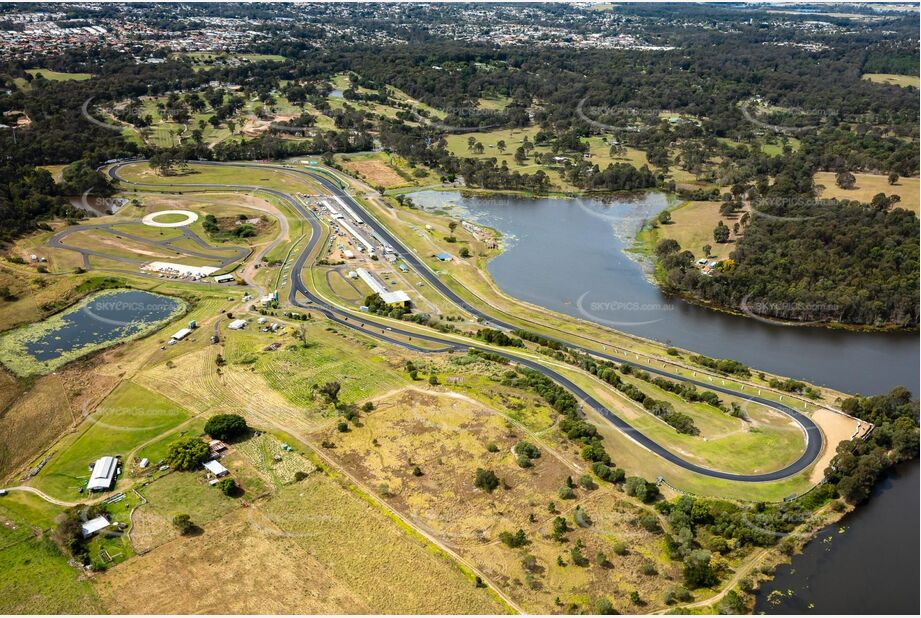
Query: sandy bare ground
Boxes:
[
  {"xmin": 343, "ymin": 159, "xmax": 406, "ymax": 188},
  {"xmin": 809, "ymin": 407, "xmax": 870, "ymax": 483}
]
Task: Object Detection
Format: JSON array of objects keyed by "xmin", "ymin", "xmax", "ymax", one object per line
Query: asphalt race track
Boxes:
[{"xmin": 108, "ymin": 160, "xmax": 823, "ymax": 483}]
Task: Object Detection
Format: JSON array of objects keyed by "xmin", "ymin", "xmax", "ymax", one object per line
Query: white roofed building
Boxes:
[
  {"xmin": 171, "ymin": 327, "xmax": 193, "ymax": 341},
  {"xmin": 203, "ymin": 459, "xmax": 229, "ymax": 477},
  {"xmin": 87, "ymin": 456, "xmax": 117, "ymax": 492},
  {"xmin": 81, "ymin": 516, "xmax": 111, "ymax": 538}
]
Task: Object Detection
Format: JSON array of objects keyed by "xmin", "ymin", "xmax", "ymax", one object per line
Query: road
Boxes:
[
  {"xmin": 108, "ymin": 161, "xmax": 823, "ymax": 483},
  {"xmin": 0, "ymin": 485, "xmax": 95, "ymax": 508},
  {"xmin": 48, "ymin": 220, "xmax": 248, "ymax": 270}
]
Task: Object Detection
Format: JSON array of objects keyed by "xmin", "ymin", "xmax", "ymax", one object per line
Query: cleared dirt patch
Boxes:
[
  {"xmin": 809, "ymin": 408, "xmax": 869, "ymax": 484},
  {"xmin": 343, "ymin": 159, "xmax": 407, "ymax": 188}
]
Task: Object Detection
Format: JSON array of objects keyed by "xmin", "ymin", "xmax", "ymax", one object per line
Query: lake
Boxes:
[
  {"xmin": 0, "ymin": 289, "xmax": 185, "ymax": 376},
  {"xmin": 407, "ymin": 189, "xmax": 919, "ymax": 614},
  {"xmin": 754, "ymin": 461, "xmax": 920, "ymax": 614},
  {"xmin": 407, "ymin": 190, "xmax": 919, "ymax": 396}
]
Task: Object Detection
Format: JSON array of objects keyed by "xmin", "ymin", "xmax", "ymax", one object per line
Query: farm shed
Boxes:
[
  {"xmin": 81, "ymin": 516, "xmax": 111, "ymax": 538},
  {"xmin": 87, "ymin": 456, "xmax": 118, "ymax": 492},
  {"xmin": 203, "ymin": 460, "xmax": 229, "ymax": 477}
]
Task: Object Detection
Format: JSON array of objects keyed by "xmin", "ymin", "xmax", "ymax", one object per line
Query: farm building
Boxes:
[
  {"xmin": 171, "ymin": 327, "xmax": 193, "ymax": 341},
  {"xmin": 203, "ymin": 460, "xmax": 229, "ymax": 477},
  {"xmin": 434, "ymin": 252, "xmax": 453, "ymax": 262},
  {"xmin": 213, "ymin": 274, "xmax": 235, "ymax": 284},
  {"xmin": 228, "ymin": 319, "xmax": 248, "ymax": 330},
  {"xmin": 87, "ymin": 456, "xmax": 118, "ymax": 492},
  {"xmin": 356, "ymin": 268, "xmax": 412, "ymax": 308},
  {"xmin": 380, "ymin": 291, "xmax": 411, "ymax": 306},
  {"xmin": 81, "ymin": 516, "xmax": 111, "ymax": 538}
]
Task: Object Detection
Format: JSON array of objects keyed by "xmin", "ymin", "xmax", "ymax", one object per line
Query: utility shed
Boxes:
[
  {"xmin": 171, "ymin": 327, "xmax": 193, "ymax": 341},
  {"xmin": 81, "ymin": 516, "xmax": 111, "ymax": 538},
  {"xmin": 228, "ymin": 319, "xmax": 247, "ymax": 330},
  {"xmin": 203, "ymin": 460, "xmax": 229, "ymax": 477},
  {"xmin": 380, "ymin": 291, "xmax": 412, "ymax": 307}
]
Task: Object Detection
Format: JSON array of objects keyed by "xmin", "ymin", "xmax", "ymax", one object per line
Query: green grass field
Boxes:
[
  {"xmin": 26, "ymin": 68, "xmax": 92, "ymax": 82},
  {"xmin": 139, "ymin": 470, "xmax": 239, "ymax": 526},
  {"xmin": 31, "ymin": 382, "xmax": 190, "ymax": 499},
  {"xmin": 0, "ymin": 495, "xmax": 102, "ymax": 613},
  {"xmin": 220, "ymin": 321, "xmax": 407, "ymax": 410}
]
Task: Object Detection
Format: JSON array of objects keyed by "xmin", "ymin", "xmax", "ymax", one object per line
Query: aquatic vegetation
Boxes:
[{"xmin": 0, "ymin": 289, "xmax": 185, "ymax": 376}]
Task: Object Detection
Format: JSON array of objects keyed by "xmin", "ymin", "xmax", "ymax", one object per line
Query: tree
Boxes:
[
  {"xmin": 683, "ymin": 549, "xmax": 718, "ymax": 588},
  {"xmin": 204, "ymin": 414, "xmax": 248, "ymax": 441},
  {"xmin": 570, "ymin": 540, "xmax": 588, "ymax": 566},
  {"xmin": 428, "ymin": 374, "xmax": 440, "ymax": 385},
  {"xmin": 655, "ymin": 238, "xmax": 680, "ymax": 257},
  {"xmin": 657, "ymin": 210, "xmax": 672, "ymax": 224},
  {"xmin": 319, "ymin": 381, "xmax": 341, "ymax": 403},
  {"xmin": 624, "ymin": 476, "xmax": 658, "ymax": 503},
  {"xmin": 459, "ymin": 247, "xmax": 471, "ymax": 258},
  {"xmin": 148, "ymin": 151, "xmax": 179, "ymax": 176},
  {"xmin": 551, "ymin": 516, "xmax": 569, "ymax": 541},
  {"xmin": 474, "ymin": 468, "xmax": 500, "ymax": 493},
  {"xmin": 167, "ymin": 437, "xmax": 210, "ymax": 471},
  {"xmin": 594, "ymin": 597, "xmax": 616, "ymax": 615},
  {"xmin": 702, "ymin": 244, "xmax": 712, "ymax": 257},
  {"xmin": 498, "ymin": 528, "xmax": 528, "ymax": 548},
  {"xmin": 216, "ymin": 478, "xmax": 238, "ymax": 496},
  {"xmin": 514, "ymin": 146, "xmax": 526, "ymax": 164},
  {"xmin": 888, "ymin": 172, "xmax": 899, "ymax": 185},
  {"xmin": 713, "ymin": 221, "xmax": 730, "ymax": 243},
  {"xmin": 835, "ymin": 171, "xmax": 856, "ymax": 190},
  {"xmin": 172, "ymin": 514, "xmax": 196, "ymax": 535},
  {"xmin": 295, "ymin": 323, "xmax": 308, "ymax": 347}
]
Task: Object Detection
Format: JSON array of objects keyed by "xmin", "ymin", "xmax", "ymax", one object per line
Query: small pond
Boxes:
[{"xmin": 0, "ymin": 289, "xmax": 185, "ymax": 376}]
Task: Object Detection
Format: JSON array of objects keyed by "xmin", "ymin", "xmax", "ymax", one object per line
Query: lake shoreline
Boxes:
[
  {"xmin": 404, "ymin": 188, "xmax": 919, "ymax": 615},
  {"xmin": 632, "ymin": 213, "xmax": 919, "ymax": 334}
]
